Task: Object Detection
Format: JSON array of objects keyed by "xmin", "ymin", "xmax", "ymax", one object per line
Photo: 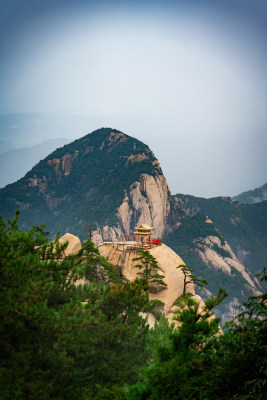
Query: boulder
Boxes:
[
  {"xmin": 58, "ymin": 233, "xmax": 85, "ymax": 286},
  {"xmin": 58, "ymin": 233, "xmax": 81, "ymax": 256},
  {"xmin": 98, "ymin": 243, "xmax": 195, "ymax": 315}
]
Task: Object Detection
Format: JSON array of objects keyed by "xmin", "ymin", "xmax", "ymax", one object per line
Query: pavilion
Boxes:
[{"xmin": 134, "ymin": 224, "xmax": 154, "ymax": 248}]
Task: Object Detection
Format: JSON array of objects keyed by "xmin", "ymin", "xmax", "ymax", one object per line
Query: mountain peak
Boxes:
[{"xmin": 0, "ymin": 128, "xmax": 168, "ymax": 239}]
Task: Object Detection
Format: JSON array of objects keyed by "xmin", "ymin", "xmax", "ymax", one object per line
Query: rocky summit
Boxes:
[
  {"xmin": 0, "ymin": 128, "xmax": 174, "ymax": 241},
  {"xmin": 0, "ymin": 127, "xmax": 266, "ymax": 324}
]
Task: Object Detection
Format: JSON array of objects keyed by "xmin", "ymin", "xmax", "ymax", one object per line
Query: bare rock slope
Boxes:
[
  {"xmin": 98, "ymin": 242, "xmax": 194, "ymax": 318},
  {"xmin": 58, "ymin": 232, "xmax": 200, "ymax": 324},
  {"xmin": 97, "ymin": 173, "xmax": 171, "ymax": 242}
]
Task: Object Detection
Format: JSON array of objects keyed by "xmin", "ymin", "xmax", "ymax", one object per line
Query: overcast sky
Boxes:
[{"xmin": 0, "ymin": 0, "xmax": 266, "ymax": 197}]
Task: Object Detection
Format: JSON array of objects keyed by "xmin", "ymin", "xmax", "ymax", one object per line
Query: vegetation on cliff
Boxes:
[
  {"xmin": 170, "ymin": 194, "xmax": 267, "ymax": 277},
  {"xmin": 1, "ymin": 214, "xmax": 266, "ymax": 399},
  {"xmin": 0, "ymin": 128, "xmax": 162, "ymax": 240},
  {"xmin": 127, "ymin": 273, "xmax": 266, "ymax": 400},
  {"xmin": 133, "ymin": 249, "xmax": 167, "ymax": 293},
  {"xmin": 164, "ymin": 197, "xmax": 266, "ymax": 323}
]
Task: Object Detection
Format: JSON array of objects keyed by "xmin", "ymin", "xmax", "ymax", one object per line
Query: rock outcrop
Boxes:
[
  {"xmin": 58, "ymin": 233, "xmax": 199, "ymax": 325},
  {"xmin": 117, "ymin": 173, "xmax": 171, "ymax": 238},
  {"xmin": 187, "ymin": 233, "xmax": 261, "ymax": 324},
  {"xmin": 58, "ymin": 233, "xmax": 81, "ymax": 255},
  {"xmin": 91, "ymin": 171, "xmax": 171, "ymax": 243},
  {"xmin": 47, "ymin": 151, "xmax": 79, "ymax": 179},
  {"xmin": 192, "ymin": 235, "xmax": 259, "ymax": 294},
  {"xmin": 58, "ymin": 233, "xmax": 86, "ymax": 286},
  {"xmin": 98, "ymin": 242, "xmax": 194, "ymax": 316},
  {"xmin": 91, "ymin": 225, "xmax": 124, "ymax": 243}
]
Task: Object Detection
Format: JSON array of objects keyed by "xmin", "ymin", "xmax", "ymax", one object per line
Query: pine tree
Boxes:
[
  {"xmin": 126, "ymin": 288, "xmax": 227, "ymax": 400},
  {"xmin": 133, "ymin": 249, "xmax": 167, "ymax": 293},
  {"xmin": 126, "ymin": 268, "xmax": 267, "ymax": 400},
  {"xmin": 82, "ymin": 237, "xmax": 121, "ymax": 284},
  {"xmin": 0, "ymin": 213, "xmax": 158, "ymax": 399},
  {"xmin": 177, "ymin": 264, "xmax": 208, "ymax": 296},
  {"xmin": 208, "ymin": 268, "xmax": 267, "ymax": 399}
]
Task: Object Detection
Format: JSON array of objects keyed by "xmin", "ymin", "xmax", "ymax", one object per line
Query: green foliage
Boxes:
[
  {"xmin": 215, "ymin": 268, "xmax": 267, "ymax": 400},
  {"xmin": 170, "ymin": 194, "xmax": 267, "ymax": 277},
  {"xmin": 126, "ymin": 270, "xmax": 267, "ymax": 400},
  {"xmin": 211, "ymin": 243, "xmax": 231, "ymax": 258},
  {"xmin": 1, "ymin": 212, "xmax": 266, "ymax": 400},
  {"xmin": 126, "ymin": 289, "xmax": 227, "ymax": 400},
  {"xmin": 82, "ymin": 237, "xmax": 121, "ymax": 284},
  {"xmin": 163, "ymin": 204, "xmax": 265, "ymax": 322},
  {"xmin": 165, "ymin": 213, "xmax": 224, "ymax": 255},
  {"xmin": 241, "ymin": 201, "xmax": 267, "ymax": 248},
  {"xmin": 0, "ymin": 214, "xmax": 157, "ymax": 399},
  {"xmin": 176, "ymin": 264, "xmax": 208, "ymax": 296},
  {"xmin": 133, "ymin": 250, "xmax": 167, "ymax": 294}
]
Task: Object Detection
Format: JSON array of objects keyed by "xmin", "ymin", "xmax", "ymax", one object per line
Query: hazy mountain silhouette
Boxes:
[
  {"xmin": 233, "ymin": 183, "xmax": 267, "ymax": 204},
  {"xmin": 0, "ymin": 138, "xmax": 69, "ymax": 188}
]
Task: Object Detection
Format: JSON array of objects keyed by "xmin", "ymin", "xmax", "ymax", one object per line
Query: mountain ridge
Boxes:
[
  {"xmin": 0, "ymin": 138, "xmax": 70, "ymax": 188},
  {"xmin": 233, "ymin": 182, "xmax": 267, "ymax": 204}
]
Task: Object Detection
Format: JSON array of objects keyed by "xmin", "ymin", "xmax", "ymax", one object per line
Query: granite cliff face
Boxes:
[
  {"xmin": 58, "ymin": 232, "xmax": 195, "ymax": 325},
  {"xmin": 98, "ymin": 242, "xmax": 193, "ymax": 314},
  {"xmin": 117, "ymin": 173, "xmax": 170, "ymax": 237},
  {"xmin": 192, "ymin": 235, "xmax": 257, "ymax": 291},
  {"xmin": 188, "ymin": 233, "xmax": 261, "ymax": 323},
  {"xmin": 47, "ymin": 151, "xmax": 79, "ymax": 179},
  {"xmin": 91, "ymin": 171, "xmax": 171, "ymax": 242}
]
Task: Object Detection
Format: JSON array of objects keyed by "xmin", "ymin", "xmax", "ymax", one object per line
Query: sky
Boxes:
[{"xmin": 0, "ymin": 0, "xmax": 266, "ymax": 197}]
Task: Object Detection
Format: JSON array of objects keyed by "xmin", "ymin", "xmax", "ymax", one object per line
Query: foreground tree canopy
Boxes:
[
  {"xmin": 0, "ymin": 213, "xmax": 160, "ymax": 399},
  {"xmin": 0, "ymin": 213, "xmax": 266, "ymax": 399}
]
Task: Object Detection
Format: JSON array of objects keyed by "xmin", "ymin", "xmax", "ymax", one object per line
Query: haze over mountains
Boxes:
[
  {"xmin": 233, "ymin": 183, "xmax": 267, "ymax": 204},
  {"xmin": 2, "ymin": 112, "xmax": 267, "ymax": 198},
  {"xmin": 0, "ymin": 138, "xmax": 69, "ymax": 188},
  {"xmin": 0, "ymin": 127, "xmax": 266, "ymax": 324}
]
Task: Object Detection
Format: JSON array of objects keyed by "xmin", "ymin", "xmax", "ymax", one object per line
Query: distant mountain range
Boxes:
[
  {"xmin": 232, "ymin": 183, "xmax": 267, "ymax": 204},
  {"xmin": 0, "ymin": 127, "xmax": 266, "ymax": 324},
  {"xmin": 0, "ymin": 138, "xmax": 69, "ymax": 188}
]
